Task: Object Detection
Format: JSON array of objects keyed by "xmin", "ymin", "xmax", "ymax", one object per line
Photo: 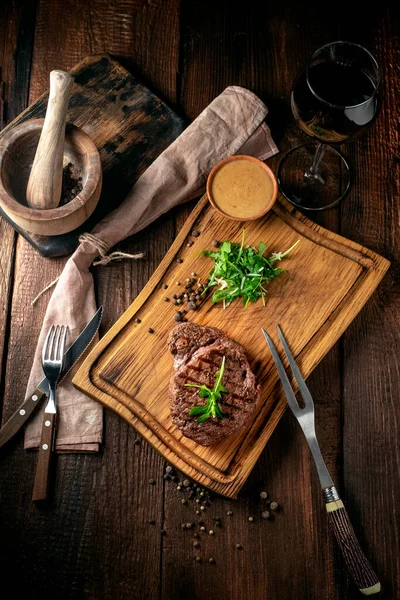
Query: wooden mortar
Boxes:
[{"xmin": 0, "ymin": 118, "xmax": 102, "ymax": 236}]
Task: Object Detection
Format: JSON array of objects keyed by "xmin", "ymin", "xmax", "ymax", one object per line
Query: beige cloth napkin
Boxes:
[{"xmin": 24, "ymin": 85, "xmax": 278, "ymax": 452}]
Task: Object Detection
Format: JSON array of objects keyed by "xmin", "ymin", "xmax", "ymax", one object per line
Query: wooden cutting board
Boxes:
[
  {"xmin": 0, "ymin": 54, "xmax": 184, "ymax": 257},
  {"xmin": 73, "ymin": 195, "xmax": 390, "ymax": 498}
]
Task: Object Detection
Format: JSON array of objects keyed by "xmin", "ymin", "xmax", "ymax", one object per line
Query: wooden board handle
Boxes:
[
  {"xmin": 326, "ymin": 500, "xmax": 380, "ymax": 595},
  {"xmin": 26, "ymin": 70, "xmax": 74, "ymax": 209},
  {"xmin": 32, "ymin": 412, "xmax": 57, "ymax": 502}
]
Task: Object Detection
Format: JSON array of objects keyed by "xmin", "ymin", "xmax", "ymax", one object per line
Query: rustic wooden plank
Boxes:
[
  {"xmin": 0, "ymin": 1, "xmax": 180, "ymax": 598},
  {"xmin": 339, "ymin": 7, "xmax": 400, "ymax": 598},
  {"xmin": 0, "ymin": 0, "xmax": 36, "ymax": 411}
]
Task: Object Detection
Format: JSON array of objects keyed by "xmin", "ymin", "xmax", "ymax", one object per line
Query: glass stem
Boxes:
[{"xmin": 304, "ymin": 142, "xmax": 326, "ymax": 184}]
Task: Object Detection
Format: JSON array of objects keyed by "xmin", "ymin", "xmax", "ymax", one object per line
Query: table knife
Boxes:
[
  {"xmin": 262, "ymin": 325, "xmax": 380, "ymax": 596},
  {"xmin": 0, "ymin": 306, "xmax": 103, "ymax": 449}
]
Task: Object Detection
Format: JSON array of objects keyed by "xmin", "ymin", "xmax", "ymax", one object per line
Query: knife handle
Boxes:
[
  {"xmin": 0, "ymin": 388, "xmax": 46, "ymax": 449},
  {"xmin": 324, "ymin": 488, "xmax": 380, "ymax": 595},
  {"xmin": 32, "ymin": 412, "xmax": 57, "ymax": 502}
]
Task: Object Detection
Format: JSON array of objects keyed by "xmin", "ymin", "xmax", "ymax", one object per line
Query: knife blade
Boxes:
[{"xmin": 0, "ymin": 306, "xmax": 103, "ymax": 449}]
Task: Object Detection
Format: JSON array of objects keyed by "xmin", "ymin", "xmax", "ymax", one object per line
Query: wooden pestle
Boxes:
[{"xmin": 26, "ymin": 70, "xmax": 74, "ymax": 209}]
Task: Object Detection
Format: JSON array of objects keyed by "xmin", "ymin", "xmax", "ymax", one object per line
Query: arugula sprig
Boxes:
[
  {"xmin": 186, "ymin": 356, "xmax": 228, "ymax": 423},
  {"xmin": 202, "ymin": 232, "xmax": 299, "ymax": 308}
]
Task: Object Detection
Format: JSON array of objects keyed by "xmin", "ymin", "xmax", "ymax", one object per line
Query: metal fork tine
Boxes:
[
  {"xmin": 58, "ymin": 326, "xmax": 68, "ymax": 364},
  {"xmin": 42, "ymin": 325, "xmax": 54, "ymax": 364},
  {"xmin": 261, "ymin": 329, "xmax": 302, "ymax": 417},
  {"xmin": 51, "ymin": 326, "xmax": 61, "ymax": 361},
  {"xmin": 277, "ymin": 325, "xmax": 314, "ymax": 409}
]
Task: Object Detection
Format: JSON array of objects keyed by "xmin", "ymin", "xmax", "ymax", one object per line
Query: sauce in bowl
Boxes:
[{"xmin": 207, "ymin": 155, "xmax": 277, "ymax": 220}]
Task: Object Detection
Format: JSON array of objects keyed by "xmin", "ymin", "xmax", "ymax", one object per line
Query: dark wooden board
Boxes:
[{"xmin": 0, "ymin": 53, "xmax": 184, "ymax": 257}]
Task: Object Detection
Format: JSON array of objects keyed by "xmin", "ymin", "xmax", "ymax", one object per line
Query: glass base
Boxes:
[{"xmin": 277, "ymin": 143, "xmax": 351, "ymax": 210}]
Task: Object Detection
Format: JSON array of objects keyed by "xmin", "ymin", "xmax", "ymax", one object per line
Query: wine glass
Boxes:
[{"xmin": 277, "ymin": 41, "xmax": 381, "ymax": 210}]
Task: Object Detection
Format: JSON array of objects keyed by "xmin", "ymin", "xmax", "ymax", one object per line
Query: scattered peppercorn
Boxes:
[
  {"xmin": 248, "ymin": 517, "xmax": 254, "ymax": 522},
  {"xmin": 209, "ymin": 558, "xmax": 215, "ymax": 564},
  {"xmin": 148, "ymin": 328, "xmax": 154, "ymax": 334},
  {"xmin": 177, "ymin": 485, "xmax": 182, "ymax": 491},
  {"xmin": 212, "ymin": 239, "xmax": 221, "ymax": 248},
  {"xmin": 270, "ymin": 502, "xmax": 279, "ymax": 511},
  {"xmin": 227, "ymin": 510, "xmax": 233, "ymax": 516},
  {"xmin": 193, "ymin": 533, "xmax": 200, "ymax": 539},
  {"xmin": 148, "ymin": 519, "xmax": 155, "ymax": 525},
  {"xmin": 164, "ymin": 297, "xmax": 169, "ymax": 302},
  {"xmin": 186, "ymin": 522, "xmax": 193, "ymax": 529},
  {"xmin": 181, "ymin": 499, "xmax": 188, "ymax": 505},
  {"xmin": 164, "ymin": 474, "xmax": 171, "ymax": 481},
  {"xmin": 195, "ymin": 510, "xmax": 200, "ymax": 515},
  {"xmin": 174, "ymin": 312, "xmax": 183, "ymax": 322},
  {"xmin": 176, "ymin": 258, "xmax": 183, "ymax": 264},
  {"xmin": 209, "ymin": 530, "xmax": 214, "ymax": 536},
  {"xmin": 162, "ymin": 284, "xmax": 168, "ymax": 289},
  {"xmin": 187, "ymin": 301, "xmax": 197, "ymax": 310},
  {"xmin": 260, "ymin": 491, "xmax": 268, "ymax": 499},
  {"xmin": 134, "ymin": 439, "xmax": 140, "ymax": 446},
  {"xmin": 195, "ymin": 556, "xmax": 202, "ymax": 563},
  {"xmin": 181, "ymin": 523, "xmax": 187, "ymax": 529},
  {"xmin": 236, "ymin": 544, "xmax": 242, "ymax": 550},
  {"xmin": 200, "ymin": 526, "xmax": 206, "ymax": 532},
  {"xmin": 161, "ymin": 529, "xmax": 166, "ymax": 536},
  {"xmin": 166, "ymin": 466, "xmax": 173, "ymax": 474},
  {"xmin": 191, "ymin": 272, "xmax": 197, "ymax": 276},
  {"xmin": 176, "ymin": 299, "xmax": 182, "ymax": 305},
  {"xmin": 175, "ymin": 282, "xmax": 180, "ymax": 286},
  {"xmin": 261, "ymin": 511, "xmax": 271, "ymax": 520},
  {"xmin": 149, "ymin": 479, "xmax": 155, "ymax": 485},
  {"xmin": 193, "ymin": 541, "xmax": 200, "ymax": 548},
  {"xmin": 191, "ymin": 230, "xmax": 200, "ymax": 237},
  {"xmin": 183, "ymin": 479, "xmax": 191, "ymax": 487},
  {"xmin": 200, "ymin": 506, "xmax": 205, "ymax": 511},
  {"xmin": 135, "ymin": 318, "xmax": 141, "ymax": 323}
]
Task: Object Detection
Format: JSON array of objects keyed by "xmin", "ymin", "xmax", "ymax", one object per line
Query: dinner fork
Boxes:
[
  {"xmin": 32, "ymin": 325, "xmax": 68, "ymax": 502},
  {"xmin": 262, "ymin": 325, "xmax": 380, "ymax": 596}
]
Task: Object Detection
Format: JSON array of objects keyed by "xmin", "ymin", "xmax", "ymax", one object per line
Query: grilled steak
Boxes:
[{"xmin": 168, "ymin": 323, "xmax": 259, "ymax": 445}]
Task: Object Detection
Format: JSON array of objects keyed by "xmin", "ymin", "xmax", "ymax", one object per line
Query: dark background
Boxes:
[{"xmin": 0, "ymin": 1, "xmax": 399, "ymax": 599}]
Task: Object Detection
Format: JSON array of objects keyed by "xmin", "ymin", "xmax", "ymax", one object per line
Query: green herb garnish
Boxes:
[
  {"xmin": 186, "ymin": 356, "xmax": 228, "ymax": 423},
  {"xmin": 202, "ymin": 232, "xmax": 299, "ymax": 308}
]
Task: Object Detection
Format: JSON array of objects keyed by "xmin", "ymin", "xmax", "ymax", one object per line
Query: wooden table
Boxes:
[{"xmin": 0, "ymin": 2, "xmax": 398, "ymax": 599}]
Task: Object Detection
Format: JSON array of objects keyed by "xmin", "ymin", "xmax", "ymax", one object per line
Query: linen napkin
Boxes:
[{"xmin": 24, "ymin": 85, "xmax": 278, "ymax": 452}]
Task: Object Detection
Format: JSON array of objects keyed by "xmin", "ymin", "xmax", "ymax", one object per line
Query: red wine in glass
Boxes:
[{"xmin": 277, "ymin": 41, "xmax": 381, "ymax": 210}]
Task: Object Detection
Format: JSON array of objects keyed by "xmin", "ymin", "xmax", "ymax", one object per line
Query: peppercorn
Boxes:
[
  {"xmin": 148, "ymin": 328, "xmax": 154, "ymax": 334},
  {"xmin": 161, "ymin": 529, "xmax": 166, "ymax": 536},
  {"xmin": 191, "ymin": 230, "xmax": 200, "ymax": 237},
  {"xmin": 200, "ymin": 526, "xmax": 206, "ymax": 532},
  {"xmin": 176, "ymin": 258, "xmax": 183, "ymax": 264},
  {"xmin": 209, "ymin": 530, "xmax": 214, "ymax": 535},
  {"xmin": 166, "ymin": 465, "xmax": 173, "ymax": 474},
  {"xmin": 209, "ymin": 558, "xmax": 215, "ymax": 564},
  {"xmin": 260, "ymin": 491, "xmax": 268, "ymax": 500},
  {"xmin": 261, "ymin": 511, "xmax": 271, "ymax": 520},
  {"xmin": 193, "ymin": 533, "xmax": 200, "ymax": 539},
  {"xmin": 135, "ymin": 318, "xmax": 141, "ymax": 323},
  {"xmin": 148, "ymin": 519, "xmax": 155, "ymax": 525},
  {"xmin": 187, "ymin": 301, "xmax": 197, "ymax": 310},
  {"xmin": 164, "ymin": 297, "xmax": 169, "ymax": 302},
  {"xmin": 195, "ymin": 556, "xmax": 202, "ymax": 563},
  {"xmin": 193, "ymin": 541, "xmax": 200, "ymax": 548},
  {"xmin": 149, "ymin": 479, "xmax": 155, "ymax": 485},
  {"xmin": 248, "ymin": 517, "xmax": 254, "ymax": 522},
  {"xmin": 181, "ymin": 499, "xmax": 187, "ymax": 505},
  {"xmin": 226, "ymin": 510, "xmax": 233, "ymax": 516},
  {"xmin": 270, "ymin": 501, "xmax": 279, "ymax": 511},
  {"xmin": 236, "ymin": 544, "xmax": 242, "ymax": 550},
  {"xmin": 174, "ymin": 312, "xmax": 183, "ymax": 322},
  {"xmin": 186, "ymin": 522, "xmax": 193, "ymax": 529},
  {"xmin": 162, "ymin": 284, "xmax": 168, "ymax": 289},
  {"xmin": 183, "ymin": 479, "xmax": 191, "ymax": 487},
  {"xmin": 211, "ymin": 239, "xmax": 220, "ymax": 248}
]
